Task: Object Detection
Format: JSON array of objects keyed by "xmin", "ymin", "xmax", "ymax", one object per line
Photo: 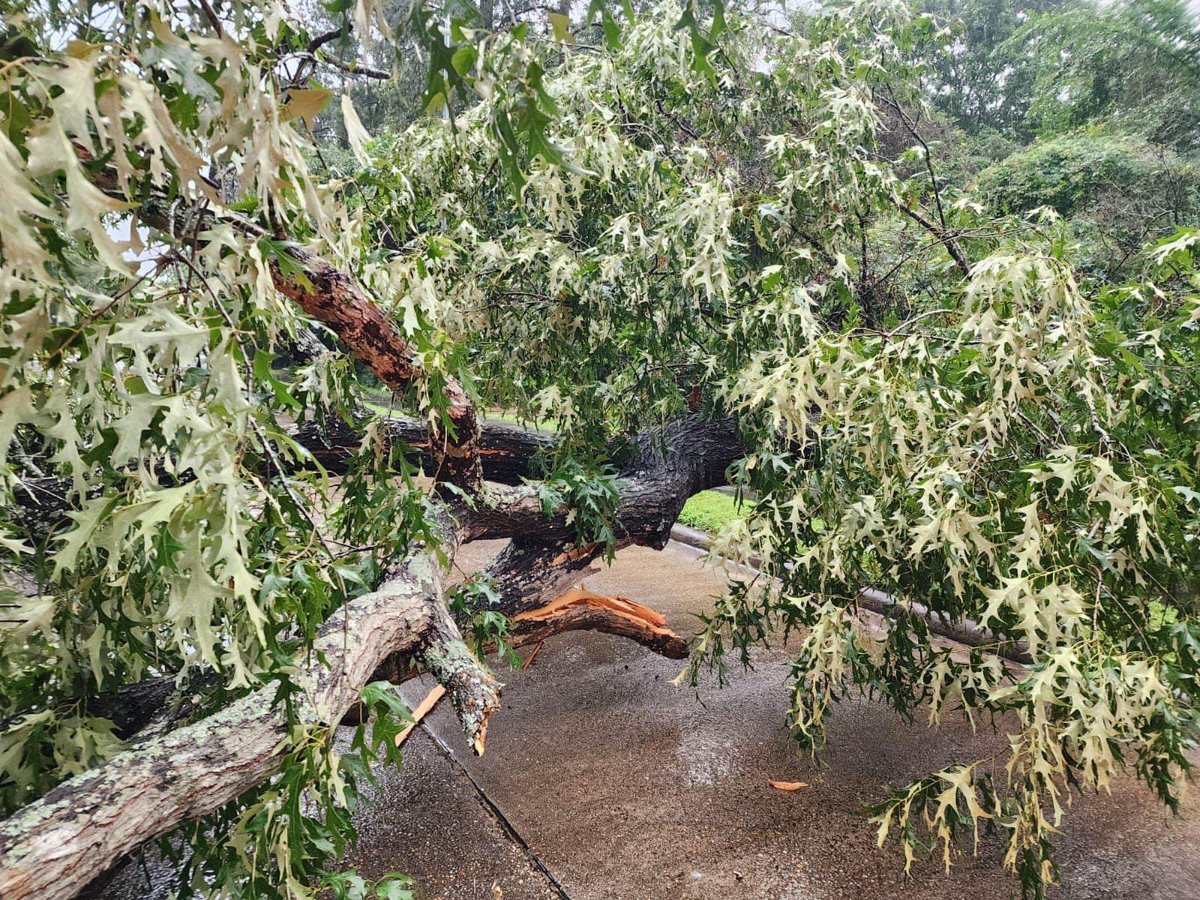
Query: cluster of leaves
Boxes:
[
  {"xmin": 2, "ymin": 0, "xmax": 1199, "ymax": 896},
  {"xmin": 168, "ymin": 681, "xmax": 417, "ymax": 899},
  {"xmin": 699, "ymin": 231, "xmax": 1200, "ymax": 896},
  {"xmin": 449, "ymin": 573, "xmax": 521, "ymax": 667},
  {"xmin": 348, "ymin": 0, "xmax": 925, "ymax": 464}
]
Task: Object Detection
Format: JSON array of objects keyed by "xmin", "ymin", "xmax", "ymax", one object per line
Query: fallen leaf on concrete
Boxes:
[{"xmin": 769, "ymin": 780, "xmax": 808, "ymax": 791}]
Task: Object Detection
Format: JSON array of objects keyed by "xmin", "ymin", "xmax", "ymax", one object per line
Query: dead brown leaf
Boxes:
[{"xmin": 769, "ymin": 780, "xmax": 808, "ymax": 792}]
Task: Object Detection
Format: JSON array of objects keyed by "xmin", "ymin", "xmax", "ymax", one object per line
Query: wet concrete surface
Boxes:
[
  {"xmin": 356, "ymin": 540, "xmax": 1200, "ymax": 900},
  {"xmin": 99, "ymin": 540, "xmax": 1200, "ymax": 900}
]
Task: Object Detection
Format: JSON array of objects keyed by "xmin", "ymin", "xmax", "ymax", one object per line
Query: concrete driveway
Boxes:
[
  {"xmin": 344, "ymin": 540, "xmax": 1200, "ymax": 900},
  {"xmin": 95, "ymin": 539, "xmax": 1200, "ymax": 900}
]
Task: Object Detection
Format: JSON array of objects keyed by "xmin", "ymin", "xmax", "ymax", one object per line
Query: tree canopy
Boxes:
[{"xmin": 0, "ymin": 0, "xmax": 1198, "ymax": 898}]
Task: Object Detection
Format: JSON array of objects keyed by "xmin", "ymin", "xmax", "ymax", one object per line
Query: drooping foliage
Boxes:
[
  {"xmin": 344, "ymin": 6, "xmax": 1200, "ymax": 894},
  {"xmin": 709, "ymin": 234, "xmax": 1200, "ymax": 891},
  {"xmin": 0, "ymin": 0, "xmax": 1198, "ymax": 897}
]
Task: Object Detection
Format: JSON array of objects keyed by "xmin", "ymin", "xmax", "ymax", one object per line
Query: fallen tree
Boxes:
[
  {"xmin": 0, "ymin": 442, "xmax": 713, "ymax": 898},
  {"xmin": 2, "ymin": 4, "xmax": 1197, "ymax": 900},
  {"xmin": 0, "ymin": 216, "xmax": 740, "ymax": 898},
  {"xmin": 0, "ymin": 160, "xmax": 742, "ymax": 888}
]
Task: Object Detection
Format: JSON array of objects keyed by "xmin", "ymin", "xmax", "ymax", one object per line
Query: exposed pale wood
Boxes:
[
  {"xmin": 511, "ymin": 587, "xmax": 688, "ymax": 658},
  {"xmin": 394, "ymin": 685, "xmax": 448, "ymax": 747}
]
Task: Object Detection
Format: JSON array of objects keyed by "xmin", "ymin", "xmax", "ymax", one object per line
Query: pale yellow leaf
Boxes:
[
  {"xmin": 341, "ymin": 94, "xmax": 372, "ymax": 164},
  {"xmin": 283, "ymin": 88, "xmax": 332, "ymax": 130}
]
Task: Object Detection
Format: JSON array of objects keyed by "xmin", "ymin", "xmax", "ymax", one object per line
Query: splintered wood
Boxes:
[
  {"xmin": 512, "ymin": 587, "xmax": 688, "ymax": 658},
  {"xmin": 395, "ymin": 685, "xmax": 449, "ymax": 747}
]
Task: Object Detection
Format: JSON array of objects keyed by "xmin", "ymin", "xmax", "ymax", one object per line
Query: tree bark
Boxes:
[
  {"xmin": 355, "ymin": 414, "xmax": 552, "ymax": 485},
  {"xmin": 88, "ymin": 164, "xmax": 484, "ymax": 495},
  {"xmin": 269, "ymin": 248, "xmax": 482, "ymax": 494},
  {"xmin": 460, "ymin": 414, "xmax": 743, "ymax": 545},
  {"xmin": 9, "ymin": 414, "xmax": 553, "ymax": 543},
  {"xmin": 0, "ymin": 547, "xmax": 498, "ymax": 900}
]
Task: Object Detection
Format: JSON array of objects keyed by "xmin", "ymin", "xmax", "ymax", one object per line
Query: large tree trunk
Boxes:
[
  {"xmin": 0, "ymin": 544, "xmax": 498, "ymax": 900},
  {"xmin": 0, "ymin": 410, "xmax": 741, "ymax": 899}
]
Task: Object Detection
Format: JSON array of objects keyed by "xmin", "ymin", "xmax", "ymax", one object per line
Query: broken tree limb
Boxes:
[
  {"xmin": 345, "ymin": 581, "xmax": 690, "ymax": 734},
  {"xmin": 9, "ymin": 414, "xmax": 551, "ymax": 544},
  {"xmin": 89, "ymin": 164, "xmax": 483, "ymax": 495},
  {"xmin": 267, "ymin": 245, "xmax": 482, "ymax": 494},
  {"xmin": 343, "ymin": 593, "xmax": 693, "ymax": 733},
  {"xmin": 510, "ymin": 587, "xmax": 688, "ymax": 659},
  {"xmin": 0, "ymin": 548, "xmax": 498, "ymax": 900},
  {"xmin": 393, "ymin": 589, "xmax": 687, "ymax": 748},
  {"xmin": 468, "ymin": 535, "xmax": 689, "ymax": 657},
  {"xmin": 386, "ymin": 415, "xmax": 554, "ymax": 486},
  {"xmin": 479, "ymin": 538, "xmax": 605, "ymax": 614},
  {"xmin": 400, "ymin": 586, "xmax": 688, "ymax": 749}
]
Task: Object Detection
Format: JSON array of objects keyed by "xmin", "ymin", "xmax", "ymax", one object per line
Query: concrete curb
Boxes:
[
  {"xmin": 668, "ymin": 523, "xmax": 717, "ymax": 553},
  {"xmin": 667, "ymin": 524, "xmax": 1030, "ymax": 664}
]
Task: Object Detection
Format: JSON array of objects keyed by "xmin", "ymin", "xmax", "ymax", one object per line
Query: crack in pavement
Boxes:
[{"xmin": 418, "ymin": 722, "xmax": 572, "ymax": 900}]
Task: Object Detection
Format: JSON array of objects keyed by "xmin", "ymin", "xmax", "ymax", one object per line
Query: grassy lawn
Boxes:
[{"xmin": 677, "ymin": 490, "xmax": 742, "ymax": 535}]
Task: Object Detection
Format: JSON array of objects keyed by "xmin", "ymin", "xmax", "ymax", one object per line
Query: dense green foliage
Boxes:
[
  {"xmin": 1, "ymin": 0, "xmax": 1198, "ymax": 897},
  {"xmin": 976, "ymin": 134, "xmax": 1174, "ymax": 217}
]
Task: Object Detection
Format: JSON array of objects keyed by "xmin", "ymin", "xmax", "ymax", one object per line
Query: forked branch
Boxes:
[{"xmin": 0, "ymin": 548, "xmax": 497, "ymax": 900}]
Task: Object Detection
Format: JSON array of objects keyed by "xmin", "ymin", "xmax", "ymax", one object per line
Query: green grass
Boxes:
[{"xmin": 677, "ymin": 490, "xmax": 742, "ymax": 535}]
